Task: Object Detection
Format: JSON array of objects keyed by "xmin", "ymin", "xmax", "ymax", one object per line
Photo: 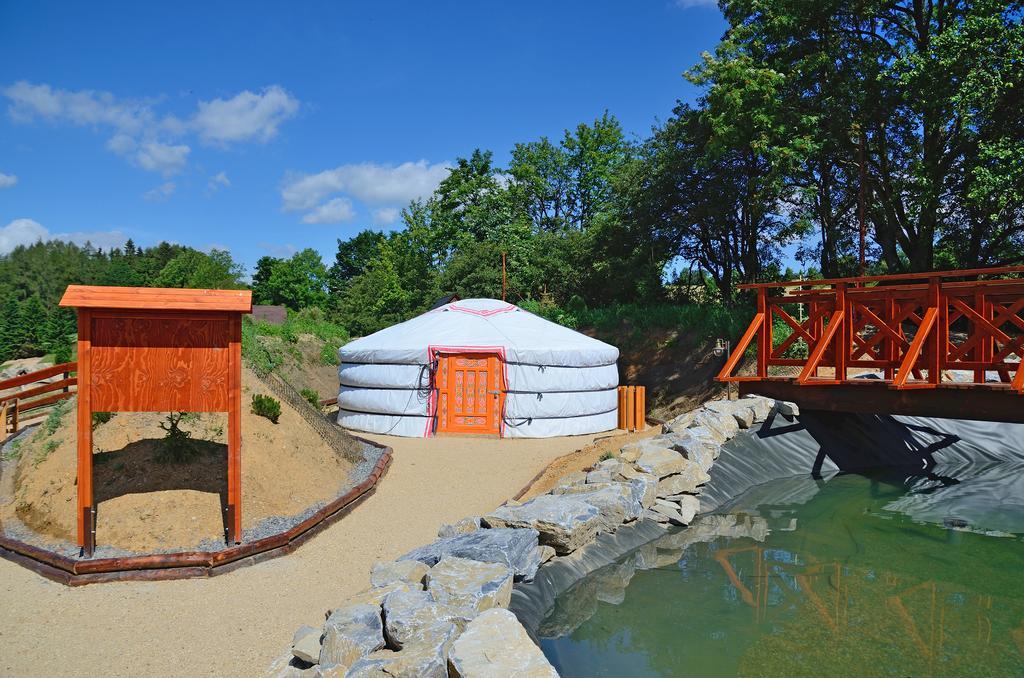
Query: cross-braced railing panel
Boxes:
[{"xmin": 717, "ymin": 267, "xmax": 1024, "ymax": 395}]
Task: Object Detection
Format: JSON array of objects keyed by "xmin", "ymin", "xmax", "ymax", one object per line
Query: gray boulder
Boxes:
[
  {"xmin": 370, "ymin": 559, "xmax": 429, "ymax": 588},
  {"xmin": 651, "ymin": 499, "xmax": 688, "ymax": 525},
  {"xmin": 537, "ymin": 545, "xmax": 556, "ymax": 564},
  {"xmin": 613, "ymin": 466, "xmax": 659, "ymax": 509},
  {"xmin": 643, "ymin": 508, "xmax": 671, "ymax": 524},
  {"xmin": 776, "ymin": 400, "xmax": 800, "ymax": 417},
  {"xmin": 690, "ymin": 409, "xmax": 740, "ymax": 441},
  {"xmin": 291, "ymin": 625, "xmax": 321, "ymax": 665},
  {"xmin": 437, "ymin": 516, "xmax": 481, "ymax": 539},
  {"xmin": 448, "ymin": 609, "xmax": 559, "ymax": 678},
  {"xmin": 551, "ymin": 481, "xmax": 643, "ymax": 530},
  {"xmin": 585, "ymin": 468, "xmax": 613, "ymax": 484},
  {"xmin": 484, "ymin": 494, "xmax": 604, "ymax": 555},
  {"xmin": 399, "ymin": 527, "xmax": 541, "ymax": 581},
  {"xmin": 743, "ymin": 394, "xmax": 774, "ymax": 422},
  {"xmin": 347, "ymin": 623, "xmax": 457, "ymax": 678},
  {"xmin": 632, "ymin": 447, "xmax": 687, "ymax": 478},
  {"xmin": 677, "ymin": 494, "xmax": 700, "ymax": 523},
  {"xmin": 319, "ymin": 603, "xmax": 385, "ymax": 669},
  {"xmin": 339, "ymin": 581, "xmax": 416, "ymax": 609},
  {"xmin": 381, "ymin": 589, "xmax": 462, "ymax": 651},
  {"xmin": 656, "ymin": 460, "xmax": 711, "ymax": 496},
  {"xmin": 663, "ymin": 410, "xmax": 698, "ymax": 433},
  {"xmin": 425, "ymin": 556, "xmax": 513, "ymax": 619}
]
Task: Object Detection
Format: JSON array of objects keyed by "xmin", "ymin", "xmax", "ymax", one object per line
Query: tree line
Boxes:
[{"xmin": 0, "ymin": 240, "xmax": 245, "ymax": 364}]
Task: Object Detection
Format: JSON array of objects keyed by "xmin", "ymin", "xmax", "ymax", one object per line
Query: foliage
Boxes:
[
  {"xmin": 250, "ymin": 394, "xmax": 281, "ymax": 424},
  {"xmin": 252, "ymin": 249, "xmax": 330, "ymax": 310},
  {"xmin": 40, "ymin": 398, "xmax": 73, "ymax": 438},
  {"xmin": 299, "ymin": 388, "xmax": 321, "ymax": 408},
  {"xmin": 156, "ymin": 412, "xmax": 201, "ymax": 463},
  {"xmin": 91, "ymin": 411, "xmax": 114, "ymax": 429}
]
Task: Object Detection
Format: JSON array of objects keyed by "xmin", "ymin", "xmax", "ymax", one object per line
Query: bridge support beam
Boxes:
[{"xmin": 740, "ymin": 380, "xmax": 1024, "ymax": 425}]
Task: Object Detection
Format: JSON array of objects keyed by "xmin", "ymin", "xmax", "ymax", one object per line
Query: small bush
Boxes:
[
  {"xmin": 599, "ymin": 450, "xmax": 615, "ymax": 461},
  {"xmin": 156, "ymin": 412, "xmax": 200, "ymax": 463},
  {"xmin": 42, "ymin": 398, "xmax": 73, "ymax": 437},
  {"xmin": 251, "ymin": 394, "xmax": 281, "ymax": 424},
  {"xmin": 91, "ymin": 411, "xmax": 114, "ymax": 429},
  {"xmin": 299, "ymin": 388, "xmax": 321, "ymax": 408}
]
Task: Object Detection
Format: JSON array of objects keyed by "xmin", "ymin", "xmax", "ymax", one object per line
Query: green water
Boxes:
[{"xmin": 539, "ymin": 469, "xmax": 1024, "ymax": 677}]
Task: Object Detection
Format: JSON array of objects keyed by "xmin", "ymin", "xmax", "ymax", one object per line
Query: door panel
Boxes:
[{"xmin": 437, "ymin": 353, "xmax": 503, "ymax": 435}]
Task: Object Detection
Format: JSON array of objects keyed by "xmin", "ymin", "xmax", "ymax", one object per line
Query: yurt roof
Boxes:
[{"xmin": 340, "ymin": 298, "xmax": 618, "ymax": 367}]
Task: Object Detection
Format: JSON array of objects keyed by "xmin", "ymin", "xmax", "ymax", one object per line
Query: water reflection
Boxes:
[{"xmin": 539, "ymin": 466, "xmax": 1024, "ymax": 677}]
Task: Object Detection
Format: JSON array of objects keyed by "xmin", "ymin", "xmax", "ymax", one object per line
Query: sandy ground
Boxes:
[{"xmin": 0, "ymin": 429, "xmax": 620, "ymax": 678}]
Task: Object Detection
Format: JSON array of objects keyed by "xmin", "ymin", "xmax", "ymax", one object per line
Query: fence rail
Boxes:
[{"xmin": 1, "ymin": 361, "xmax": 78, "ymax": 436}]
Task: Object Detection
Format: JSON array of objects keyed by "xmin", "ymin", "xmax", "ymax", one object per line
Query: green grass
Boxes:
[{"xmin": 242, "ymin": 308, "xmax": 349, "ymax": 375}]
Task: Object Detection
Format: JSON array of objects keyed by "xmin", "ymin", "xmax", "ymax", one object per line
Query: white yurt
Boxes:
[{"xmin": 337, "ymin": 298, "xmax": 619, "ymax": 438}]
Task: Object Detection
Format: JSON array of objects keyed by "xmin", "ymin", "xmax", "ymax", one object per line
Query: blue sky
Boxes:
[{"xmin": 0, "ymin": 1, "xmax": 726, "ymax": 274}]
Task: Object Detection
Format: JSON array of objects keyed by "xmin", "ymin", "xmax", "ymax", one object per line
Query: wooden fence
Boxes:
[
  {"xmin": 1, "ymin": 362, "xmax": 78, "ymax": 436},
  {"xmin": 618, "ymin": 385, "xmax": 646, "ymax": 432}
]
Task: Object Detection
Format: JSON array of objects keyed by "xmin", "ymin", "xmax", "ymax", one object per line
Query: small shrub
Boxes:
[
  {"xmin": 54, "ymin": 342, "xmax": 73, "ymax": 365},
  {"xmin": 300, "ymin": 388, "xmax": 321, "ymax": 408},
  {"xmin": 156, "ymin": 412, "xmax": 200, "ymax": 463},
  {"xmin": 2, "ymin": 439, "xmax": 22, "ymax": 461},
  {"xmin": 42, "ymin": 398, "xmax": 73, "ymax": 437},
  {"xmin": 599, "ymin": 450, "xmax": 615, "ymax": 461},
  {"xmin": 91, "ymin": 412, "xmax": 114, "ymax": 429},
  {"xmin": 251, "ymin": 394, "xmax": 281, "ymax": 424}
]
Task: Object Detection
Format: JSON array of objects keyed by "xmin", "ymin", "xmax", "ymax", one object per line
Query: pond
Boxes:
[{"xmin": 538, "ymin": 464, "xmax": 1024, "ymax": 677}]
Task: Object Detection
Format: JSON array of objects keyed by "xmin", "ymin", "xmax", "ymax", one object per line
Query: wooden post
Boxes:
[
  {"xmin": 634, "ymin": 386, "xmax": 645, "ymax": 432},
  {"xmin": 929, "ymin": 277, "xmax": 942, "ymax": 385},
  {"xmin": 227, "ymin": 314, "xmax": 242, "ymax": 544},
  {"xmin": 835, "ymin": 283, "xmax": 848, "ymax": 382},
  {"xmin": 76, "ymin": 309, "xmax": 94, "ymax": 555},
  {"xmin": 757, "ymin": 288, "xmax": 769, "ymax": 379},
  {"xmin": 10, "ymin": 398, "xmax": 18, "ymax": 434},
  {"xmin": 624, "ymin": 386, "xmax": 635, "ymax": 432}
]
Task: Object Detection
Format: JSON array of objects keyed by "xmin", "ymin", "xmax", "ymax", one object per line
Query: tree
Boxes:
[
  {"xmin": 251, "ymin": 249, "xmax": 329, "ymax": 311},
  {"xmin": 327, "ymin": 230, "xmax": 386, "ymax": 297}
]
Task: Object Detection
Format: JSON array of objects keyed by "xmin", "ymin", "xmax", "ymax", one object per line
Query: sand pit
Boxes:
[
  {"xmin": 0, "ymin": 428, "xmax": 623, "ymax": 677},
  {"xmin": 0, "ymin": 368, "xmax": 361, "ymax": 554}
]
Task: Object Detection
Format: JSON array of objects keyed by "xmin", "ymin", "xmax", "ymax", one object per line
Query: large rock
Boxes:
[
  {"xmin": 703, "ymin": 399, "xmax": 757, "ymax": 427},
  {"xmin": 425, "ymin": 556, "xmax": 513, "ymax": 619},
  {"xmin": 552, "ymin": 481, "xmax": 643, "ymax": 530},
  {"xmin": 484, "ymin": 494, "xmax": 604, "ymax": 555},
  {"xmin": 399, "ymin": 527, "xmax": 541, "ymax": 581},
  {"xmin": 613, "ymin": 466, "xmax": 659, "ymax": 509},
  {"xmin": 319, "ymin": 603, "xmax": 385, "ymax": 669},
  {"xmin": 448, "ymin": 609, "xmax": 558, "ymax": 678},
  {"xmin": 632, "ymin": 446, "xmax": 687, "ymax": 478},
  {"xmin": 346, "ymin": 624, "xmax": 458, "ymax": 678},
  {"xmin": 340, "ymin": 581, "xmax": 416, "ymax": 609},
  {"xmin": 650, "ymin": 499, "xmax": 688, "ymax": 525},
  {"xmin": 656, "ymin": 460, "xmax": 711, "ymax": 496},
  {"xmin": 743, "ymin": 394, "xmax": 774, "ymax": 422},
  {"xmin": 776, "ymin": 400, "xmax": 800, "ymax": 417},
  {"xmin": 370, "ymin": 559, "xmax": 429, "ymax": 588},
  {"xmin": 267, "ymin": 650, "xmax": 316, "ymax": 678},
  {"xmin": 381, "ymin": 589, "xmax": 462, "ymax": 651},
  {"xmin": 689, "ymin": 409, "xmax": 740, "ymax": 441},
  {"xmin": 618, "ymin": 437, "xmax": 669, "ymax": 463},
  {"xmin": 438, "ymin": 516, "xmax": 481, "ymax": 539},
  {"xmin": 657, "ymin": 431, "xmax": 718, "ymax": 471},
  {"xmin": 585, "ymin": 468, "xmax": 613, "ymax": 484},
  {"xmin": 663, "ymin": 410, "xmax": 698, "ymax": 433},
  {"xmin": 291, "ymin": 625, "xmax": 321, "ymax": 665}
]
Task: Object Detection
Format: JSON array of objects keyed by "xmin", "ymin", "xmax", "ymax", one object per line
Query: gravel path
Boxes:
[{"xmin": 0, "ymin": 432, "xmax": 607, "ymax": 678}]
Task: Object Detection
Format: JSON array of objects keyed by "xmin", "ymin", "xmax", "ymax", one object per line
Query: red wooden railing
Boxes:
[
  {"xmin": 717, "ymin": 266, "xmax": 1024, "ymax": 393},
  {"xmin": 1, "ymin": 361, "xmax": 78, "ymax": 435}
]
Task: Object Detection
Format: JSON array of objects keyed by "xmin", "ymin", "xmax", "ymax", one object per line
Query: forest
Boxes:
[{"xmin": 2, "ymin": 1, "xmax": 1022, "ymax": 359}]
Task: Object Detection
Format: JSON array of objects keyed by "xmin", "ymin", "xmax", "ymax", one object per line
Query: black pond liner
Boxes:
[{"xmin": 509, "ymin": 409, "xmax": 1024, "ymax": 639}]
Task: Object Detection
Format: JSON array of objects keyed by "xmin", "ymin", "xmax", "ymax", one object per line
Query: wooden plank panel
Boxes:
[
  {"xmin": 59, "ymin": 285, "xmax": 252, "ymax": 312},
  {"xmin": 89, "ymin": 315, "xmax": 231, "ymax": 412}
]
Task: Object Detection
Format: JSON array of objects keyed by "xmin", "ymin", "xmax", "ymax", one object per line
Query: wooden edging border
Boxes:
[{"xmin": 0, "ymin": 441, "xmax": 392, "ymax": 586}]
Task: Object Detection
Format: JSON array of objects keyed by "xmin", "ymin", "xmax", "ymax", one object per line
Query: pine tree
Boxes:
[{"xmin": 0, "ymin": 297, "xmax": 24, "ymax": 362}]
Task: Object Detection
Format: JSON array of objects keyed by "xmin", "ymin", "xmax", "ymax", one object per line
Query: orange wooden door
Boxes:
[{"xmin": 437, "ymin": 353, "xmax": 503, "ymax": 435}]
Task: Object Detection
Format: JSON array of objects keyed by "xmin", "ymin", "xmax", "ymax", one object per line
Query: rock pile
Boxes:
[{"xmin": 269, "ymin": 394, "xmax": 784, "ymax": 677}]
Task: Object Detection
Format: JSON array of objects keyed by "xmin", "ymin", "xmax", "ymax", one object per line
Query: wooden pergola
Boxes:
[{"xmin": 59, "ymin": 285, "xmax": 252, "ymax": 556}]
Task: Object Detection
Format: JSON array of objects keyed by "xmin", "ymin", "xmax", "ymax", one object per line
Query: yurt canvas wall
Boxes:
[{"xmin": 337, "ymin": 299, "xmax": 619, "ymax": 438}]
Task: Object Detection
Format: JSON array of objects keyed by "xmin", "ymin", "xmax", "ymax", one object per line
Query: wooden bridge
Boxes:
[{"xmin": 717, "ymin": 266, "xmax": 1024, "ymax": 424}]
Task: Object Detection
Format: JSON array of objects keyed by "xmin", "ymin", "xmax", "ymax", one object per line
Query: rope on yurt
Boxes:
[{"xmin": 374, "ymin": 359, "xmax": 438, "ymax": 435}]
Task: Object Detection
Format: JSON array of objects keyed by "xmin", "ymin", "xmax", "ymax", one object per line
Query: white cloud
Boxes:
[
  {"xmin": 208, "ymin": 171, "xmax": 230, "ymax": 191},
  {"xmin": 675, "ymin": 0, "xmax": 717, "ymax": 7},
  {"xmin": 142, "ymin": 181, "xmax": 176, "ymax": 202},
  {"xmin": 0, "ymin": 218, "xmax": 127, "ymax": 254},
  {"xmin": 302, "ymin": 197, "xmax": 356, "ymax": 224},
  {"xmin": 135, "ymin": 141, "xmax": 190, "ymax": 176},
  {"xmin": 0, "ymin": 172, "xmax": 17, "ymax": 188},
  {"xmin": 0, "ymin": 218, "xmax": 48, "ymax": 254},
  {"xmin": 4, "ymin": 81, "xmax": 299, "ymax": 176},
  {"xmin": 193, "ymin": 85, "xmax": 299, "ymax": 145},
  {"xmin": 282, "ymin": 160, "xmax": 451, "ymax": 211},
  {"xmin": 372, "ymin": 207, "xmax": 400, "ymax": 225}
]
